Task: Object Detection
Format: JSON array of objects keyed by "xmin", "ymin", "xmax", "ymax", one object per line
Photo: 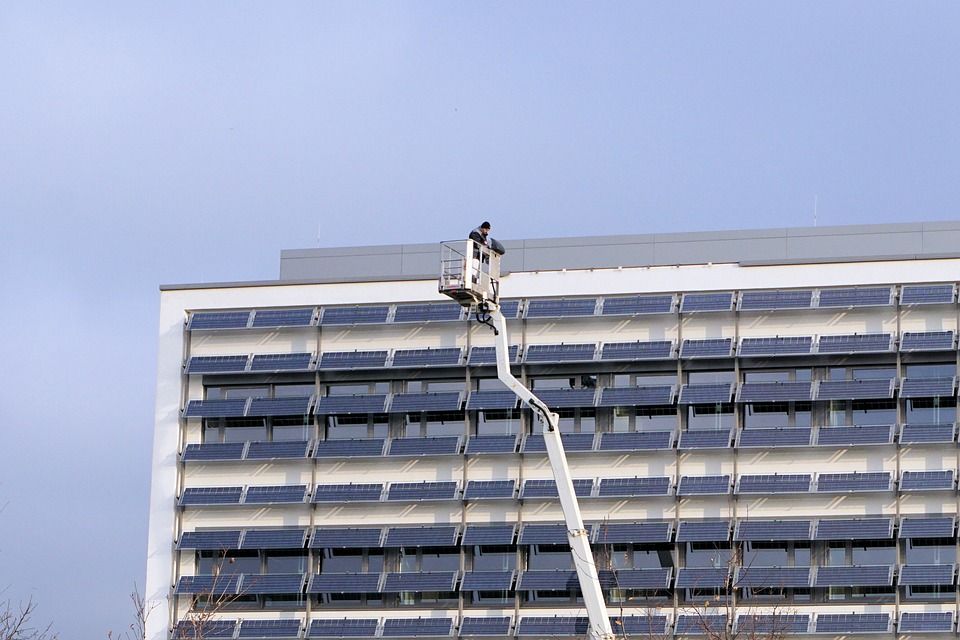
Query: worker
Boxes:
[{"xmin": 469, "ymin": 221, "xmax": 491, "ymax": 247}]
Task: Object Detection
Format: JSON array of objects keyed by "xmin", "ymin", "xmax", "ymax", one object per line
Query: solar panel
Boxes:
[
  {"xmin": 676, "ymin": 520, "xmax": 731, "ymax": 542},
  {"xmin": 522, "ymin": 433, "xmax": 595, "ymax": 453},
  {"xmin": 462, "ymin": 524, "xmax": 516, "ymax": 546},
  {"xmin": 464, "ymin": 435, "xmax": 518, "ymax": 455},
  {"xmin": 814, "ymin": 565, "xmax": 893, "ymax": 587},
  {"xmin": 238, "ymin": 619, "xmax": 303, "ymax": 639},
  {"xmin": 898, "ymin": 564, "xmax": 956, "ymax": 586},
  {"xmin": 817, "ymin": 424, "xmax": 893, "ymax": 446},
  {"xmin": 592, "ymin": 521, "xmax": 672, "ymax": 544},
  {"xmin": 736, "ymin": 615, "xmax": 809, "ymax": 634},
  {"xmin": 460, "ymin": 571, "xmax": 515, "ymax": 591},
  {"xmin": 186, "ymin": 355, "xmax": 249, "ymax": 374},
  {"xmin": 676, "ymin": 567, "xmax": 730, "ymax": 588},
  {"xmin": 681, "ymin": 292, "xmax": 734, "ymax": 312},
  {"xmin": 240, "ymin": 529, "xmax": 307, "ymax": 549},
  {"xmin": 179, "ymin": 486, "xmax": 243, "ymax": 506},
  {"xmin": 675, "ymin": 615, "xmax": 726, "ymax": 635},
  {"xmin": 310, "ymin": 528, "xmax": 383, "ymax": 549},
  {"xmin": 517, "ymin": 570, "xmax": 577, "ymax": 590},
  {"xmin": 817, "ymin": 378, "xmax": 895, "ymax": 400},
  {"xmin": 678, "ymin": 430, "xmax": 732, "ymax": 449},
  {"xmin": 598, "ymin": 385, "xmax": 674, "ymax": 406},
  {"xmin": 597, "ymin": 477, "xmax": 671, "ymax": 497},
  {"xmin": 466, "ymin": 391, "xmax": 518, "ymax": 411},
  {"xmin": 734, "ymin": 566, "xmax": 811, "ymax": 588},
  {"xmin": 598, "ymin": 431, "xmax": 674, "ymax": 451},
  {"xmin": 464, "ymin": 480, "xmax": 516, "ymax": 500},
  {"xmin": 598, "ymin": 568, "xmax": 672, "ymax": 589},
  {"xmin": 739, "ymin": 336, "xmax": 813, "ymax": 356},
  {"xmin": 251, "ymin": 307, "xmax": 315, "ymax": 328},
  {"xmin": 249, "ymin": 353, "xmax": 313, "ymax": 372},
  {"xmin": 308, "ymin": 619, "xmax": 379, "ymax": 638},
  {"xmin": 814, "ymin": 518, "xmax": 893, "ymax": 540},
  {"xmin": 178, "ymin": 529, "xmax": 242, "ymax": 550},
  {"xmin": 815, "ymin": 613, "xmax": 889, "ymax": 634},
  {"xmin": 313, "ymin": 438, "xmax": 384, "ymax": 458},
  {"xmin": 901, "ymin": 470, "xmax": 954, "ymax": 491},
  {"xmin": 737, "ymin": 474, "xmax": 811, "ymax": 494},
  {"xmin": 381, "ymin": 572, "xmax": 458, "ymax": 593},
  {"xmin": 382, "ymin": 618, "xmax": 454, "ymax": 638},
  {"xmin": 818, "ymin": 333, "xmax": 893, "ymax": 354},
  {"xmin": 738, "ymin": 427, "xmax": 812, "ymax": 448},
  {"xmin": 184, "ymin": 398, "xmax": 248, "ymax": 418},
  {"xmin": 533, "ymin": 388, "xmax": 597, "ymax": 408},
  {"xmin": 182, "ymin": 442, "xmax": 246, "ymax": 462},
  {"xmin": 466, "ymin": 345, "xmax": 520, "ymax": 366},
  {"xmin": 244, "ymin": 485, "xmax": 307, "ymax": 504},
  {"xmin": 900, "ymin": 284, "xmax": 955, "ymax": 305},
  {"xmin": 817, "ymin": 472, "xmax": 892, "ymax": 492},
  {"xmin": 818, "ymin": 286, "xmax": 892, "ymax": 308},
  {"xmin": 314, "ymin": 394, "xmax": 387, "ymax": 415},
  {"xmin": 680, "ymin": 338, "xmax": 733, "ymax": 358},
  {"xmin": 900, "ymin": 517, "xmax": 955, "ymax": 539},
  {"xmin": 517, "ymin": 617, "xmax": 606, "ymax": 637},
  {"xmin": 317, "ymin": 350, "xmax": 389, "ymax": 370},
  {"xmin": 308, "ymin": 573, "xmax": 381, "ymax": 594},
  {"xmin": 383, "ymin": 371, "xmax": 440, "ymax": 407},
  {"xmin": 899, "ymin": 612, "xmax": 954, "ymax": 633},
  {"xmin": 900, "ymin": 423, "xmax": 956, "ymax": 444},
  {"xmin": 524, "ymin": 343, "xmax": 596, "ymax": 363},
  {"xmin": 613, "ymin": 617, "xmax": 668, "ymax": 636},
  {"xmin": 387, "ymin": 436, "xmax": 461, "ymax": 456},
  {"xmin": 737, "ymin": 381, "xmax": 813, "ymax": 402},
  {"xmin": 391, "ymin": 348, "xmax": 462, "ymax": 368},
  {"xmin": 245, "ymin": 440, "xmax": 310, "ymax": 460},
  {"xmin": 497, "ymin": 299, "xmax": 521, "ymax": 319},
  {"xmin": 383, "ymin": 526, "xmax": 459, "ymax": 547},
  {"xmin": 386, "ymin": 482, "xmax": 458, "ymax": 501},
  {"xmin": 901, "ymin": 330, "xmax": 955, "ymax": 351},
  {"xmin": 312, "ymin": 484, "xmax": 383, "ymax": 503},
  {"xmin": 460, "ymin": 617, "xmax": 512, "ymax": 636},
  {"xmin": 678, "ymin": 383, "xmax": 733, "ymax": 404},
  {"xmin": 189, "ymin": 311, "xmax": 250, "ymax": 330},
  {"xmin": 247, "ymin": 396, "xmax": 312, "ymax": 417},
  {"xmin": 242, "ymin": 573, "xmax": 306, "ymax": 595},
  {"xmin": 678, "ymin": 475, "xmax": 731, "ymax": 496},
  {"xmin": 320, "ymin": 306, "xmax": 389, "ymax": 325},
  {"xmin": 518, "ymin": 523, "xmax": 568, "ymax": 545},
  {"xmin": 900, "ymin": 377, "xmax": 956, "ymax": 398},
  {"xmin": 175, "ymin": 620, "xmax": 238, "ymax": 638},
  {"xmin": 601, "ymin": 294, "xmax": 674, "ymax": 315},
  {"xmin": 599, "ymin": 341, "xmax": 673, "ymax": 361},
  {"xmin": 392, "ymin": 302, "xmax": 463, "ymax": 323},
  {"xmin": 735, "ymin": 519, "xmax": 812, "ymax": 541},
  {"xmin": 174, "ymin": 574, "xmax": 241, "ymax": 595},
  {"xmin": 520, "ymin": 479, "xmax": 592, "ymax": 499},
  {"xmin": 740, "ymin": 289, "xmax": 814, "ymax": 310},
  {"xmin": 525, "ymin": 298, "xmax": 597, "ymax": 318}
]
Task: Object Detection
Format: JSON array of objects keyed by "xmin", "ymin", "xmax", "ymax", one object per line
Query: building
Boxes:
[{"xmin": 148, "ymin": 221, "xmax": 960, "ymax": 639}]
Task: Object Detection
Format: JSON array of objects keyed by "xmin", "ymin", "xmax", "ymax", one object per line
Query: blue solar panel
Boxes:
[
  {"xmin": 678, "ymin": 383, "xmax": 733, "ymax": 404},
  {"xmin": 183, "ymin": 442, "xmax": 246, "ymax": 462},
  {"xmin": 524, "ymin": 343, "xmax": 596, "ymax": 363},
  {"xmin": 308, "ymin": 619, "xmax": 379, "ymax": 638},
  {"xmin": 184, "ymin": 398, "xmax": 247, "ymax": 418},
  {"xmin": 899, "ymin": 564, "xmax": 956, "ymax": 586},
  {"xmin": 901, "ymin": 377, "xmax": 955, "ymax": 398},
  {"xmin": 251, "ymin": 308, "xmax": 315, "ymax": 328},
  {"xmin": 186, "ymin": 355, "xmax": 249, "ymax": 374},
  {"xmin": 734, "ymin": 566, "xmax": 811, "ymax": 588},
  {"xmin": 676, "ymin": 520, "xmax": 731, "ymax": 542},
  {"xmin": 178, "ymin": 529, "xmax": 242, "ymax": 550},
  {"xmin": 381, "ymin": 618, "xmax": 453, "ymax": 637},
  {"xmin": 901, "ymin": 470, "xmax": 954, "ymax": 491},
  {"xmin": 817, "ymin": 472, "xmax": 891, "ymax": 492},
  {"xmin": 817, "ymin": 378, "xmax": 894, "ymax": 400},
  {"xmin": 497, "ymin": 299, "xmax": 521, "ymax": 319},
  {"xmin": 601, "ymin": 294, "xmax": 674, "ymax": 315},
  {"xmin": 418, "ymin": 366, "xmax": 477, "ymax": 401},
  {"xmin": 308, "ymin": 573, "xmax": 381, "ymax": 594},
  {"xmin": 817, "ymin": 424, "xmax": 893, "ymax": 446},
  {"xmin": 900, "ymin": 423, "xmax": 956, "ymax": 444},
  {"xmin": 518, "ymin": 523, "xmax": 568, "ymax": 545},
  {"xmin": 737, "ymin": 615, "xmax": 809, "ymax": 634},
  {"xmin": 901, "ymin": 330, "xmax": 955, "ymax": 351},
  {"xmin": 525, "ymin": 298, "xmax": 597, "ymax": 318},
  {"xmin": 598, "ymin": 568, "xmax": 672, "ymax": 589},
  {"xmin": 391, "ymin": 348, "xmax": 462, "ymax": 368},
  {"xmin": 735, "ymin": 519, "xmax": 812, "ymax": 541},
  {"xmin": 678, "ymin": 475, "xmax": 731, "ymax": 496},
  {"xmin": 381, "ymin": 573, "xmax": 458, "ymax": 593},
  {"xmin": 466, "ymin": 391, "xmax": 518, "ymax": 411},
  {"xmin": 315, "ymin": 395, "xmax": 387, "ymax": 415},
  {"xmin": 597, "ymin": 385, "xmax": 674, "ymax": 406},
  {"xmin": 388, "ymin": 436, "xmax": 460, "ymax": 456},
  {"xmin": 738, "ymin": 381, "xmax": 813, "ymax": 402},
  {"xmin": 386, "ymin": 482, "xmax": 458, "ymax": 501},
  {"xmin": 899, "ymin": 612, "xmax": 954, "ymax": 633},
  {"xmin": 175, "ymin": 574, "xmax": 241, "ymax": 595},
  {"xmin": 189, "ymin": 311, "xmax": 250, "ymax": 330},
  {"xmin": 681, "ymin": 292, "xmax": 734, "ymax": 312},
  {"xmin": 392, "ymin": 302, "xmax": 463, "ymax": 323},
  {"xmin": 175, "ymin": 620, "xmax": 238, "ymax": 638},
  {"xmin": 247, "ymin": 396, "xmax": 312, "ymax": 417},
  {"xmin": 466, "ymin": 345, "xmax": 520, "ymax": 366},
  {"xmin": 242, "ymin": 573, "xmax": 305, "ymax": 595},
  {"xmin": 739, "ymin": 427, "xmax": 812, "ymax": 448},
  {"xmin": 310, "ymin": 527, "xmax": 382, "ymax": 549},
  {"xmin": 246, "ymin": 440, "xmax": 310, "ymax": 460},
  {"xmin": 815, "ymin": 613, "xmax": 889, "ymax": 634},
  {"xmin": 597, "ymin": 477, "xmax": 671, "ymax": 497},
  {"xmin": 740, "ymin": 289, "xmax": 813, "ymax": 310},
  {"xmin": 739, "ymin": 336, "xmax": 813, "ymax": 356},
  {"xmin": 599, "ymin": 341, "xmax": 673, "ymax": 361},
  {"xmin": 517, "ymin": 570, "xmax": 577, "ymax": 590},
  {"xmin": 238, "ymin": 619, "xmax": 303, "ymax": 639},
  {"xmin": 179, "ymin": 486, "xmax": 243, "ymax": 506},
  {"xmin": 814, "ymin": 518, "xmax": 893, "ymax": 540},
  {"xmin": 460, "ymin": 617, "xmax": 512, "ymax": 636},
  {"xmin": 900, "ymin": 517, "xmax": 955, "ymax": 539},
  {"xmin": 462, "ymin": 524, "xmax": 516, "ymax": 546},
  {"xmin": 318, "ymin": 350, "xmax": 389, "ymax": 370},
  {"xmin": 522, "ymin": 433, "xmax": 595, "ymax": 453},
  {"xmin": 818, "ymin": 286, "xmax": 892, "ymax": 308},
  {"xmin": 678, "ymin": 429, "xmax": 732, "ymax": 449},
  {"xmin": 464, "ymin": 435, "xmax": 518, "ymax": 454},
  {"xmin": 461, "ymin": 570, "xmax": 514, "ymax": 590},
  {"xmin": 313, "ymin": 439, "xmax": 385, "ymax": 458},
  {"xmin": 675, "ymin": 615, "xmax": 726, "ymax": 635},
  {"xmin": 244, "ymin": 485, "xmax": 307, "ymax": 504},
  {"xmin": 320, "ymin": 306, "xmax": 389, "ymax": 325},
  {"xmin": 240, "ymin": 529, "xmax": 307, "ymax": 549},
  {"xmin": 681, "ymin": 338, "xmax": 733, "ymax": 358},
  {"xmin": 312, "ymin": 484, "xmax": 383, "ymax": 503},
  {"xmin": 901, "ymin": 284, "xmax": 955, "ymax": 304},
  {"xmin": 737, "ymin": 474, "xmax": 811, "ymax": 494},
  {"xmin": 249, "ymin": 353, "xmax": 313, "ymax": 372},
  {"xmin": 818, "ymin": 333, "xmax": 893, "ymax": 353},
  {"xmin": 464, "ymin": 480, "xmax": 516, "ymax": 500},
  {"xmin": 814, "ymin": 565, "xmax": 893, "ymax": 586},
  {"xmin": 676, "ymin": 567, "xmax": 730, "ymax": 588},
  {"xmin": 613, "ymin": 617, "xmax": 668, "ymax": 636},
  {"xmin": 521, "ymin": 479, "xmax": 592, "ymax": 499},
  {"xmin": 592, "ymin": 521, "xmax": 672, "ymax": 544},
  {"xmin": 384, "ymin": 526, "xmax": 459, "ymax": 547},
  {"xmin": 598, "ymin": 431, "xmax": 674, "ymax": 451},
  {"xmin": 533, "ymin": 388, "xmax": 596, "ymax": 408}
]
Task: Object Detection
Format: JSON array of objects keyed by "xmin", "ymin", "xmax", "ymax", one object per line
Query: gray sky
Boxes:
[{"xmin": 0, "ymin": 2, "xmax": 958, "ymax": 636}]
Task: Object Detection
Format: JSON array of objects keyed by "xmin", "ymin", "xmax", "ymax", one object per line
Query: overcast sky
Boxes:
[{"xmin": 1, "ymin": 2, "xmax": 959, "ymax": 637}]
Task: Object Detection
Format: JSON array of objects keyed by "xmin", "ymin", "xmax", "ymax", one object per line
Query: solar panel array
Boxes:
[
  {"xmin": 386, "ymin": 482, "xmax": 458, "ymax": 501},
  {"xmin": 899, "ymin": 612, "xmax": 954, "ymax": 633},
  {"xmin": 817, "ymin": 424, "xmax": 893, "ymax": 446},
  {"xmin": 818, "ymin": 286, "xmax": 892, "ymax": 307},
  {"xmin": 464, "ymin": 435, "xmax": 518, "ymax": 455},
  {"xmin": 313, "ymin": 484, "xmax": 383, "ymax": 503},
  {"xmin": 246, "ymin": 395, "xmax": 312, "ymax": 416},
  {"xmin": 678, "ymin": 429, "xmax": 732, "ymax": 449},
  {"xmin": 382, "ymin": 617, "xmax": 454, "ymax": 637},
  {"xmin": 596, "ymin": 476, "xmax": 671, "ymax": 497},
  {"xmin": 251, "ymin": 307, "xmax": 314, "ymax": 328},
  {"xmin": 900, "ymin": 376, "xmax": 955, "ymax": 397},
  {"xmin": 238, "ymin": 619, "xmax": 302, "ymax": 638},
  {"xmin": 814, "ymin": 518, "xmax": 892, "ymax": 540},
  {"xmin": 815, "ymin": 613, "xmax": 889, "ymax": 634},
  {"xmin": 599, "ymin": 340, "xmax": 673, "ymax": 360},
  {"xmin": 818, "ymin": 332, "xmax": 892, "ymax": 353},
  {"xmin": 600, "ymin": 294, "xmax": 673, "ymax": 315},
  {"xmin": 900, "ymin": 517, "xmax": 955, "ymax": 538},
  {"xmin": 737, "ymin": 474, "xmax": 811, "ymax": 494},
  {"xmin": 735, "ymin": 519, "xmax": 812, "ymax": 541},
  {"xmin": 186, "ymin": 355, "xmax": 249, "ymax": 373},
  {"xmin": 388, "ymin": 392, "xmax": 462, "ymax": 413},
  {"xmin": 320, "ymin": 305, "xmax": 389, "ymax": 325},
  {"xmin": 681, "ymin": 292, "xmax": 734, "ymax": 312},
  {"xmin": 901, "ymin": 330, "xmax": 955, "ymax": 351},
  {"xmin": 900, "ymin": 284, "xmax": 955, "ymax": 304},
  {"xmin": 467, "ymin": 345, "xmax": 519, "ymax": 366},
  {"xmin": 678, "ymin": 383, "xmax": 733, "ymax": 404},
  {"xmin": 739, "ymin": 335, "xmax": 813, "ymax": 356},
  {"xmin": 533, "ymin": 388, "xmax": 596, "ymax": 408},
  {"xmin": 740, "ymin": 289, "xmax": 814, "ymax": 310},
  {"xmin": 392, "ymin": 303, "xmax": 463, "ymax": 323},
  {"xmin": 189, "ymin": 311, "xmax": 250, "ymax": 330},
  {"xmin": 680, "ymin": 338, "xmax": 733, "ymax": 358},
  {"xmin": 900, "ymin": 422, "xmax": 956, "ymax": 444},
  {"xmin": 678, "ymin": 475, "xmax": 731, "ymax": 496},
  {"xmin": 525, "ymin": 297, "xmax": 597, "ymax": 318},
  {"xmin": 597, "ymin": 385, "xmax": 674, "ymax": 406},
  {"xmin": 816, "ymin": 378, "xmax": 894, "ymax": 400},
  {"xmin": 738, "ymin": 381, "xmax": 813, "ymax": 402},
  {"xmin": 814, "ymin": 565, "xmax": 893, "ymax": 587},
  {"xmin": 391, "ymin": 347, "xmax": 462, "ymax": 368},
  {"xmin": 524, "ymin": 343, "xmax": 596, "ymax": 363},
  {"xmin": 387, "ymin": 436, "xmax": 461, "ymax": 456},
  {"xmin": 464, "ymin": 480, "xmax": 516, "ymax": 500},
  {"xmin": 308, "ymin": 619, "xmax": 378, "ymax": 638},
  {"xmin": 901, "ymin": 470, "xmax": 954, "ymax": 491},
  {"xmin": 318, "ymin": 350, "xmax": 389, "ymax": 370},
  {"xmin": 899, "ymin": 564, "xmax": 956, "ymax": 586},
  {"xmin": 738, "ymin": 427, "xmax": 812, "ymax": 448},
  {"xmin": 817, "ymin": 471, "xmax": 892, "ymax": 492}
]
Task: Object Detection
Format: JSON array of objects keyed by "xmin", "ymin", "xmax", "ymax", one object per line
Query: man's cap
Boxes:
[{"xmin": 480, "ymin": 221, "xmax": 491, "ymax": 229}]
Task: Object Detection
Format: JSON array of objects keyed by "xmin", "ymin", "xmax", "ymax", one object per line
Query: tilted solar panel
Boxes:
[
  {"xmin": 735, "ymin": 519, "xmax": 812, "ymax": 541},
  {"xmin": 599, "ymin": 341, "xmax": 673, "ymax": 361},
  {"xmin": 600, "ymin": 294, "xmax": 674, "ymax": 315},
  {"xmin": 598, "ymin": 430, "xmax": 674, "ymax": 451},
  {"xmin": 313, "ymin": 438, "xmax": 385, "ymax": 458},
  {"xmin": 244, "ymin": 485, "xmax": 307, "ymax": 504},
  {"xmin": 533, "ymin": 388, "xmax": 597, "ymax": 408},
  {"xmin": 386, "ymin": 481, "xmax": 458, "ymax": 501},
  {"xmin": 238, "ymin": 619, "xmax": 303, "ymax": 638},
  {"xmin": 525, "ymin": 297, "xmax": 597, "ymax": 318},
  {"xmin": 818, "ymin": 333, "xmax": 893, "ymax": 353},
  {"xmin": 517, "ymin": 570, "xmax": 577, "ymax": 590},
  {"xmin": 310, "ymin": 527, "xmax": 383, "ymax": 549},
  {"xmin": 317, "ymin": 350, "xmax": 389, "ymax": 370},
  {"xmin": 678, "ymin": 475, "xmax": 731, "ymax": 496},
  {"xmin": 524, "ymin": 343, "xmax": 596, "ymax": 363},
  {"xmin": 598, "ymin": 385, "xmax": 674, "ymax": 406},
  {"xmin": 596, "ymin": 476, "xmax": 671, "ymax": 497},
  {"xmin": 900, "ymin": 284, "xmax": 955, "ymax": 305},
  {"xmin": 249, "ymin": 353, "xmax": 313, "ymax": 372},
  {"xmin": 245, "ymin": 440, "xmax": 310, "ymax": 460},
  {"xmin": 901, "ymin": 330, "xmax": 955, "ymax": 351},
  {"xmin": 675, "ymin": 615, "xmax": 726, "ymax": 635},
  {"xmin": 680, "ymin": 338, "xmax": 734, "ymax": 358},
  {"xmin": 387, "ymin": 436, "xmax": 461, "ymax": 456},
  {"xmin": 676, "ymin": 567, "xmax": 730, "ymax": 588},
  {"xmin": 308, "ymin": 619, "xmax": 379, "ymax": 638},
  {"xmin": 678, "ymin": 383, "xmax": 733, "ymax": 404},
  {"xmin": 817, "ymin": 471, "xmax": 892, "ymax": 492},
  {"xmin": 736, "ymin": 615, "xmax": 809, "ymax": 634},
  {"xmin": 814, "ymin": 565, "xmax": 893, "ymax": 586},
  {"xmin": 678, "ymin": 429, "xmax": 732, "ymax": 449},
  {"xmin": 466, "ymin": 390, "xmax": 518, "ymax": 410},
  {"xmin": 598, "ymin": 568, "xmax": 671, "ymax": 589},
  {"xmin": 391, "ymin": 348, "xmax": 463, "ymax": 368},
  {"xmin": 740, "ymin": 289, "xmax": 813, "ymax": 310},
  {"xmin": 247, "ymin": 396, "xmax": 312, "ymax": 417},
  {"xmin": 392, "ymin": 302, "xmax": 463, "ymax": 323},
  {"xmin": 592, "ymin": 521, "xmax": 672, "ymax": 544},
  {"xmin": 676, "ymin": 520, "xmax": 731, "ymax": 542},
  {"xmin": 182, "ymin": 442, "xmax": 246, "ymax": 462},
  {"xmin": 467, "ymin": 345, "xmax": 520, "ymax": 366},
  {"xmin": 462, "ymin": 524, "xmax": 516, "ymax": 546},
  {"xmin": 240, "ymin": 528, "xmax": 307, "ymax": 549},
  {"xmin": 314, "ymin": 394, "xmax": 387, "ymax": 415},
  {"xmin": 320, "ymin": 305, "xmax": 389, "ymax": 325},
  {"xmin": 174, "ymin": 620, "xmax": 238, "ymax": 638},
  {"xmin": 818, "ymin": 286, "xmax": 892, "ymax": 308},
  {"xmin": 814, "ymin": 518, "xmax": 893, "ymax": 540},
  {"xmin": 251, "ymin": 307, "xmax": 314, "ymax": 327},
  {"xmin": 522, "ymin": 433, "xmax": 595, "ymax": 453},
  {"xmin": 179, "ymin": 486, "xmax": 243, "ymax": 506},
  {"xmin": 739, "ymin": 335, "xmax": 813, "ymax": 356},
  {"xmin": 383, "ymin": 526, "xmax": 459, "ymax": 547},
  {"xmin": 737, "ymin": 474, "xmax": 811, "ymax": 494},
  {"xmin": 186, "ymin": 355, "xmax": 249, "ymax": 374},
  {"xmin": 900, "ymin": 516, "xmax": 955, "ymax": 539},
  {"xmin": 381, "ymin": 572, "xmax": 458, "ymax": 593},
  {"xmin": 518, "ymin": 523, "xmax": 568, "ymax": 545},
  {"xmin": 899, "ymin": 564, "xmax": 956, "ymax": 586},
  {"xmin": 178, "ymin": 529, "xmax": 242, "ymax": 550},
  {"xmin": 175, "ymin": 574, "xmax": 241, "ymax": 595},
  {"xmin": 460, "ymin": 617, "xmax": 512, "ymax": 637},
  {"xmin": 738, "ymin": 427, "xmax": 812, "ymax": 448},
  {"xmin": 817, "ymin": 424, "xmax": 893, "ymax": 446},
  {"xmin": 737, "ymin": 381, "xmax": 813, "ymax": 402},
  {"xmin": 900, "ymin": 377, "xmax": 955, "ymax": 398},
  {"xmin": 900, "ymin": 423, "xmax": 956, "ymax": 444},
  {"xmin": 312, "ymin": 484, "xmax": 383, "ymax": 503},
  {"xmin": 816, "ymin": 378, "xmax": 894, "ymax": 400},
  {"xmin": 901, "ymin": 470, "xmax": 954, "ymax": 491},
  {"xmin": 241, "ymin": 573, "xmax": 306, "ymax": 595},
  {"xmin": 189, "ymin": 311, "xmax": 250, "ymax": 330},
  {"xmin": 681, "ymin": 292, "xmax": 734, "ymax": 312},
  {"xmin": 464, "ymin": 480, "xmax": 516, "ymax": 500},
  {"xmin": 815, "ymin": 613, "xmax": 889, "ymax": 634},
  {"xmin": 520, "ymin": 478, "xmax": 592, "ymax": 499},
  {"xmin": 308, "ymin": 573, "xmax": 381, "ymax": 594},
  {"xmin": 464, "ymin": 435, "xmax": 518, "ymax": 455},
  {"xmin": 899, "ymin": 612, "xmax": 954, "ymax": 633},
  {"xmin": 184, "ymin": 398, "xmax": 248, "ymax": 418}
]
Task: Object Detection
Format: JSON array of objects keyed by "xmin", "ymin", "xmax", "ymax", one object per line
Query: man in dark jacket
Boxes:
[{"xmin": 469, "ymin": 221, "xmax": 491, "ymax": 246}]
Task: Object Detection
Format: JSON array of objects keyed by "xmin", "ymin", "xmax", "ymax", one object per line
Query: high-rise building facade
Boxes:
[{"xmin": 148, "ymin": 222, "xmax": 960, "ymax": 639}]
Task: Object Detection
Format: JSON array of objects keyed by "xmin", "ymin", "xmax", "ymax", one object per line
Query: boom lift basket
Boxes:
[{"xmin": 439, "ymin": 239, "xmax": 501, "ymax": 308}]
